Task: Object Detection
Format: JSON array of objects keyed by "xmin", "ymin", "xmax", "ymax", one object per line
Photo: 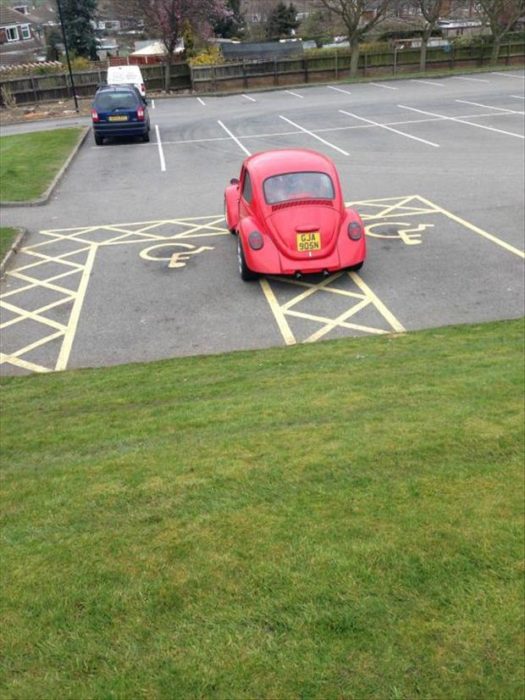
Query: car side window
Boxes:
[{"xmin": 242, "ymin": 172, "xmax": 253, "ymax": 204}]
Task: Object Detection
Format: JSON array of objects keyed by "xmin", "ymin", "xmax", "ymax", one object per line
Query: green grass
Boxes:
[
  {"xmin": 1, "ymin": 319, "xmax": 524, "ymax": 699},
  {"xmin": 0, "ymin": 227, "xmax": 19, "ymax": 261},
  {"xmin": 0, "ymin": 128, "xmax": 83, "ymax": 202}
]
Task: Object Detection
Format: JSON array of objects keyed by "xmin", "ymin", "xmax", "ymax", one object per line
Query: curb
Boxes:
[
  {"xmin": 0, "ymin": 126, "xmax": 90, "ymax": 208},
  {"xmin": 0, "ymin": 227, "xmax": 27, "ymax": 277}
]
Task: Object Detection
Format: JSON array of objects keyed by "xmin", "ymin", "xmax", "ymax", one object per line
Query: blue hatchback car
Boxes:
[{"xmin": 91, "ymin": 85, "xmax": 150, "ymax": 145}]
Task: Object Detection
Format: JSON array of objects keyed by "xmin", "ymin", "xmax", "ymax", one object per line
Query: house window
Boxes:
[
  {"xmin": 6, "ymin": 26, "xmax": 20, "ymax": 42},
  {"xmin": 21, "ymin": 24, "xmax": 31, "ymax": 40}
]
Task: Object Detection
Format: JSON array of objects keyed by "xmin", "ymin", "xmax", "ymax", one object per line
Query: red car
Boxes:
[{"xmin": 224, "ymin": 148, "xmax": 366, "ymax": 281}]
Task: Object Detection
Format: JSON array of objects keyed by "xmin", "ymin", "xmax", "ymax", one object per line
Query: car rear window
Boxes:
[
  {"xmin": 264, "ymin": 172, "xmax": 334, "ymax": 204},
  {"xmin": 95, "ymin": 92, "xmax": 138, "ymax": 111}
]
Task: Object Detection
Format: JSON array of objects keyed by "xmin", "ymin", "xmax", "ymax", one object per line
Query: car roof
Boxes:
[
  {"xmin": 95, "ymin": 84, "xmax": 139, "ymax": 95},
  {"xmin": 245, "ymin": 149, "xmax": 337, "ymax": 180}
]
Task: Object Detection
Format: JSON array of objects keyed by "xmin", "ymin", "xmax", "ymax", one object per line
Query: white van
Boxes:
[{"xmin": 106, "ymin": 65, "xmax": 146, "ymax": 99}]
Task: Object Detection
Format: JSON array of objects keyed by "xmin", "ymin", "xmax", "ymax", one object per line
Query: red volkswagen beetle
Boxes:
[{"xmin": 224, "ymin": 148, "xmax": 366, "ymax": 280}]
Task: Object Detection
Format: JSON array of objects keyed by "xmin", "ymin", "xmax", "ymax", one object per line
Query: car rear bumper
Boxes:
[{"xmin": 93, "ymin": 122, "xmax": 149, "ymax": 138}]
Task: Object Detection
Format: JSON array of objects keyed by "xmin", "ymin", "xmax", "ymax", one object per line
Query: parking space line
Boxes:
[
  {"xmin": 259, "ymin": 279, "xmax": 296, "ymax": 345},
  {"xmin": 242, "ymin": 94, "xmax": 257, "ymax": 102},
  {"xmin": 279, "ymin": 115, "xmax": 350, "ymax": 156},
  {"xmin": 151, "ymin": 99, "xmax": 156, "ymax": 109},
  {"xmin": 491, "ymin": 72, "xmax": 525, "ymax": 79},
  {"xmin": 510, "ymin": 95, "xmax": 525, "ymax": 100},
  {"xmin": 328, "ymin": 86, "xmax": 352, "ymax": 95},
  {"xmin": 155, "ymin": 125, "xmax": 166, "ymax": 171},
  {"xmin": 451, "ymin": 76, "xmax": 490, "ymax": 83},
  {"xmin": 56, "ymin": 245, "xmax": 97, "ymax": 371},
  {"xmin": 197, "ymin": 97, "xmax": 206, "ymax": 106},
  {"xmin": 456, "ymin": 99, "xmax": 524, "ymax": 115},
  {"xmin": 370, "ymin": 82, "xmax": 398, "ymax": 90},
  {"xmin": 286, "ymin": 90, "xmax": 304, "ymax": 98},
  {"xmin": 217, "ymin": 120, "xmax": 251, "ymax": 155},
  {"xmin": 339, "ymin": 109, "xmax": 440, "ymax": 148},
  {"xmin": 411, "ymin": 79, "xmax": 446, "ymax": 87},
  {"xmin": 416, "ymin": 194, "xmax": 525, "ymax": 259},
  {"xmin": 398, "ymin": 104, "xmax": 525, "ymax": 139}
]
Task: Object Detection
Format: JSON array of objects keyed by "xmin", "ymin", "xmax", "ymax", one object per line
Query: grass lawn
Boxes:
[
  {"xmin": 0, "ymin": 128, "xmax": 83, "ymax": 202},
  {"xmin": 0, "ymin": 227, "xmax": 19, "ymax": 261},
  {"xmin": 1, "ymin": 319, "xmax": 524, "ymax": 699}
]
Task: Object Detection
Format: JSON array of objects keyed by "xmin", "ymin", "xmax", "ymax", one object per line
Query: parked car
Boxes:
[
  {"xmin": 106, "ymin": 64, "xmax": 146, "ymax": 99},
  {"xmin": 224, "ymin": 148, "xmax": 366, "ymax": 280},
  {"xmin": 91, "ymin": 85, "xmax": 150, "ymax": 145}
]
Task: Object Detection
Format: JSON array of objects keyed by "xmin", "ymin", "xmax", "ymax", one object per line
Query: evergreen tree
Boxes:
[
  {"xmin": 265, "ymin": 2, "xmax": 299, "ymax": 39},
  {"xmin": 57, "ymin": 0, "xmax": 99, "ymax": 61},
  {"xmin": 213, "ymin": 0, "xmax": 244, "ymax": 39}
]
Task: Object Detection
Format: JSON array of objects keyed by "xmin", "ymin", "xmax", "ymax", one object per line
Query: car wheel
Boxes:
[
  {"xmin": 94, "ymin": 133, "xmax": 104, "ymax": 146},
  {"xmin": 143, "ymin": 131, "xmax": 150, "ymax": 143},
  {"xmin": 237, "ymin": 236, "xmax": 257, "ymax": 281}
]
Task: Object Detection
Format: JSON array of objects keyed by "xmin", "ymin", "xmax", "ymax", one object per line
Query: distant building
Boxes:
[{"xmin": 0, "ymin": 6, "xmax": 45, "ymax": 65}]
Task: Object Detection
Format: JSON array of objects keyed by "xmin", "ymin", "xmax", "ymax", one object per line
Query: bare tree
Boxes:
[
  {"xmin": 477, "ymin": 0, "xmax": 524, "ymax": 63},
  {"xmin": 418, "ymin": 0, "xmax": 446, "ymax": 71},
  {"xmin": 112, "ymin": 0, "xmax": 229, "ymax": 89},
  {"xmin": 317, "ymin": 0, "xmax": 392, "ymax": 77}
]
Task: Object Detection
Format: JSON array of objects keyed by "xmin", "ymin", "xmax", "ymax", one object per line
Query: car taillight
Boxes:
[
  {"xmin": 91, "ymin": 109, "xmax": 99, "ymax": 122},
  {"xmin": 137, "ymin": 106, "xmax": 145, "ymax": 121},
  {"xmin": 348, "ymin": 221, "xmax": 362, "ymax": 240},
  {"xmin": 248, "ymin": 231, "xmax": 264, "ymax": 250}
]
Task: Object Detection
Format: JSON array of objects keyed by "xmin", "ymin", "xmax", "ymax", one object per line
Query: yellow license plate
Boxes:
[
  {"xmin": 297, "ymin": 232, "xmax": 321, "ymax": 252},
  {"xmin": 108, "ymin": 115, "xmax": 128, "ymax": 122}
]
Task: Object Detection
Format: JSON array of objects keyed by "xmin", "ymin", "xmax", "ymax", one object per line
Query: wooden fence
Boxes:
[
  {"xmin": 190, "ymin": 40, "xmax": 524, "ymax": 92},
  {"xmin": 0, "ymin": 41, "xmax": 523, "ymax": 106}
]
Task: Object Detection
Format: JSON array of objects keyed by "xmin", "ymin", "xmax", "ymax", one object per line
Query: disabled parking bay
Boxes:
[{"xmin": 1, "ymin": 193, "xmax": 522, "ymax": 375}]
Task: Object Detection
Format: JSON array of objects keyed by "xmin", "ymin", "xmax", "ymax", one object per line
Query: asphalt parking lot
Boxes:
[{"xmin": 1, "ymin": 70, "xmax": 524, "ymax": 375}]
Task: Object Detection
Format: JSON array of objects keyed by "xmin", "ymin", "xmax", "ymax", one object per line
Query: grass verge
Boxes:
[
  {"xmin": 1, "ymin": 319, "xmax": 524, "ymax": 699},
  {"xmin": 0, "ymin": 128, "xmax": 83, "ymax": 202},
  {"xmin": 0, "ymin": 227, "xmax": 19, "ymax": 261}
]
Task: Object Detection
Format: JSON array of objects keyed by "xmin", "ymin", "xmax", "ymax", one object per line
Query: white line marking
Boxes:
[
  {"xmin": 286, "ymin": 90, "xmax": 304, "ymax": 98},
  {"xmin": 155, "ymin": 125, "xmax": 166, "ymax": 171},
  {"xmin": 242, "ymin": 94, "xmax": 257, "ymax": 102},
  {"xmin": 339, "ymin": 109, "xmax": 440, "ymax": 148},
  {"xmin": 55, "ymin": 245, "xmax": 97, "ymax": 371},
  {"xmin": 451, "ymin": 76, "xmax": 490, "ymax": 83},
  {"xmin": 456, "ymin": 99, "xmax": 524, "ymax": 115},
  {"xmin": 217, "ymin": 120, "xmax": 251, "ymax": 156},
  {"xmin": 197, "ymin": 97, "xmax": 206, "ymax": 106},
  {"xmin": 398, "ymin": 104, "xmax": 525, "ymax": 139},
  {"xmin": 510, "ymin": 94, "xmax": 525, "ymax": 100},
  {"xmin": 491, "ymin": 72, "xmax": 525, "ymax": 79},
  {"xmin": 370, "ymin": 82, "xmax": 398, "ymax": 90},
  {"xmin": 279, "ymin": 115, "xmax": 349, "ymax": 156},
  {"xmin": 328, "ymin": 86, "xmax": 352, "ymax": 95},
  {"xmin": 151, "ymin": 99, "xmax": 156, "ymax": 109},
  {"xmin": 411, "ymin": 79, "xmax": 446, "ymax": 87}
]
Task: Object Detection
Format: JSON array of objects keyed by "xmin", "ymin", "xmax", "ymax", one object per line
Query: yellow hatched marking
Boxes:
[
  {"xmin": 0, "ymin": 297, "xmax": 69, "ymax": 332},
  {"xmin": 0, "ymin": 353, "xmax": 52, "ymax": 374},
  {"xmin": 262, "ymin": 271, "xmax": 405, "ymax": 344},
  {"xmin": 259, "ymin": 278, "xmax": 296, "ymax": 345}
]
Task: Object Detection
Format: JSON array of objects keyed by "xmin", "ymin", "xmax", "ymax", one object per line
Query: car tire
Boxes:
[
  {"xmin": 237, "ymin": 236, "xmax": 257, "ymax": 281},
  {"xmin": 94, "ymin": 133, "xmax": 104, "ymax": 146},
  {"xmin": 143, "ymin": 131, "xmax": 150, "ymax": 143}
]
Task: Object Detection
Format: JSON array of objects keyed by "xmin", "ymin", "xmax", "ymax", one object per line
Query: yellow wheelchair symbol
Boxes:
[
  {"xmin": 139, "ymin": 242, "xmax": 214, "ymax": 268},
  {"xmin": 365, "ymin": 222, "xmax": 434, "ymax": 246}
]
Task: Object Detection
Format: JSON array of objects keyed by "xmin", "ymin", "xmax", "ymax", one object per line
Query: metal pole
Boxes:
[{"xmin": 56, "ymin": 0, "xmax": 79, "ymax": 112}]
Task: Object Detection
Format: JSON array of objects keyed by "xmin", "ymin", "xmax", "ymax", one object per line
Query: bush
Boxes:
[{"xmin": 188, "ymin": 45, "xmax": 224, "ymax": 66}]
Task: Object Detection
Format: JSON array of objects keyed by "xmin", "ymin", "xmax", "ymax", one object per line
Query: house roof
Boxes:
[{"xmin": 0, "ymin": 7, "xmax": 28, "ymax": 26}]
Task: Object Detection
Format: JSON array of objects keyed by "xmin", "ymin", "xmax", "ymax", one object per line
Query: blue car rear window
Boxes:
[{"xmin": 96, "ymin": 93, "xmax": 138, "ymax": 111}]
